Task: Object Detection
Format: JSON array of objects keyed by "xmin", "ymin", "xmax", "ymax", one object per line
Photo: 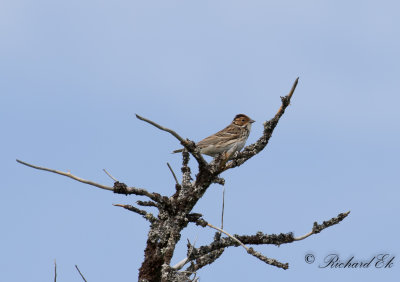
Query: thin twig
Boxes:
[
  {"xmin": 207, "ymin": 223, "xmax": 249, "ymax": 251},
  {"xmin": 294, "ymin": 231, "xmax": 314, "ymax": 241},
  {"xmin": 185, "ymin": 249, "xmax": 225, "ymax": 273},
  {"xmin": 221, "ymin": 188, "xmax": 225, "ymax": 230},
  {"xmin": 246, "ymin": 248, "xmax": 288, "ymax": 269},
  {"xmin": 167, "ymin": 162, "xmax": 179, "ymax": 185},
  {"xmin": 17, "ymin": 159, "xmax": 114, "ymax": 191},
  {"xmin": 103, "ymin": 169, "xmax": 118, "ymax": 182},
  {"xmin": 135, "ymin": 114, "xmax": 208, "ymax": 167},
  {"xmin": 294, "ymin": 211, "xmax": 351, "ymax": 241},
  {"xmin": 113, "ymin": 203, "xmax": 146, "ymax": 215},
  {"xmin": 275, "ymin": 77, "xmax": 299, "ymax": 116},
  {"xmin": 206, "ymin": 223, "xmax": 288, "ymax": 269},
  {"xmin": 136, "ymin": 114, "xmax": 186, "ymax": 143},
  {"xmin": 54, "ymin": 259, "xmax": 57, "ymax": 282},
  {"xmin": 172, "ymin": 238, "xmax": 198, "ymax": 270},
  {"xmin": 136, "ymin": 200, "xmax": 158, "ymax": 208},
  {"xmin": 75, "ymin": 265, "xmax": 88, "ymax": 282},
  {"xmin": 17, "ymin": 159, "xmax": 161, "ymax": 202},
  {"xmin": 113, "ymin": 204, "xmax": 157, "ymax": 222}
]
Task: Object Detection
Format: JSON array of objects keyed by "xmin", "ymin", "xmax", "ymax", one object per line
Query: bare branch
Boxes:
[
  {"xmin": 221, "ymin": 188, "xmax": 225, "ymax": 230},
  {"xmin": 246, "ymin": 248, "xmax": 288, "ymax": 270},
  {"xmin": 17, "ymin": 159, "xmax": 163, "ymax": 203},
  {"xmin": 224, "ymin": 77, "xmax": 299, "ymax": 171},
  {"xmin": 177, "ymin": 215, "xmax": 222, "ymax": 272},
  {"xmin": 103, "ymin": 169, "xmax": 118, "ymax": 182},
  {"xmin": 137, "ymin": 200, "xmax": 158, "ymax": 208},
  {"xmin": 113, "ymin": 203, "xmax": 147, "ymax": 215},
  {"xmin": 136, "ymin": 114, "xmax": 186, "ymax": 144},
  {"xmin": 186, "ymin": 249, "xmax": 224, "ymax": 273},
  {"xmin": 186, "ymin": 213, "xmax": 207, "ymax": 227},
  {"xmin": 17, "ymin": 159, "xmax": 114, "ymax": 191},
  {"xmin": 75, "ymin": 265, "xmax": 88, "ymax": 282},
  {"xmin": 172, "ymin": 238, "xmax": 198, "ymax": 270},
  {"xmin": 206, "ymin": 223, "xmax": 249, "ymax": 251},
  {"xmin": 190, "ymin": 210, "xmax": 349, "ymax": 267},
  {"xmin": 275, "ymin": 76, "xmax": 298, "ymax": 116},
  {"xmin": 212, "ymin": 177, "xmax": 225, "ymax": 185},
  {"xmin": 112, "ymin": 181, "xmax": 164, "ymax": 204},
  {"xmin": 294, "ymin": 211, "xmax": 350, "ymax": 241},
  {"xmin": 113, "ymin": 204, "xmax": 157, "ymax": 222},
  {"xmin": 204, "ymin": 223, "xmax": 288, "ymax": 270},
  {"xmin": 135, "ymin": 114, "xmax": 208, "ymax": 168},
  {"xmin": 167, "ymin": 162, "xmax": 179, "ymax": 185}
]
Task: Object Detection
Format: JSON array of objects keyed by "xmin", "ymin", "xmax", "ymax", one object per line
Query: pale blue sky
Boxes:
[{"xmin": 1, "ymin": 1, "xmax": 399, "ymax": 281}]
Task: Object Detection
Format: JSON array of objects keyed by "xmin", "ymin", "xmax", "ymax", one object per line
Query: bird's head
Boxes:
[{"xmin": 232, "ymin": 114, "xmax": 255, "ymax": 126}]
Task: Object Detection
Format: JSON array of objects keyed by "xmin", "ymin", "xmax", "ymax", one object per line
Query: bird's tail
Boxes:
[{"xmin": 172, "ymin": 149, "xmax": 184, "ymax": 154}]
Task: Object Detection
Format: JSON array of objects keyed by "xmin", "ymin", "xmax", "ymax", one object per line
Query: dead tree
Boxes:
[{"xmin": 17, "ymin": 78, "xmax": 350, "ymax": 281}]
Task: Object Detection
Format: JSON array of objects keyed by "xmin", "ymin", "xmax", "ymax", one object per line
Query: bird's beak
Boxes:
[{"xmin": 250, "ymin": 119, "xmax": 255, "ymax": 123}]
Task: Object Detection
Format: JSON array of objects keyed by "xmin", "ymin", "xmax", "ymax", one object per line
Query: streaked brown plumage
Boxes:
[{"xmin": 173, "ymin": 114, "xmax": 255, "ymax": 158}]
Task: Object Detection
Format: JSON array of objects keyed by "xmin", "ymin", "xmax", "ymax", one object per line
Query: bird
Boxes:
[{"xmin": 173, "ymin": 114, "xmax": 255, "ymax": 158}]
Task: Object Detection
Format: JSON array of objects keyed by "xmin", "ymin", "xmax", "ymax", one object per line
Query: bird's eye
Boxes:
[{"xmin": 241, "ymin": 119, "xmax": 245, "ymax": 122}]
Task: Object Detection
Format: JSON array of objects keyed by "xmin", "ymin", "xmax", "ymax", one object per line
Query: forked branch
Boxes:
[
  {"xmin": 206, "ymin": 223, "xmax": 288, "ymax": 269},
  {"xmin": 183, "ymin": 210, "xmax": 349, "ymax": 271},
  {"xmin": 16, "ymin": 159, "xmax": 162, "ymax": 203}
]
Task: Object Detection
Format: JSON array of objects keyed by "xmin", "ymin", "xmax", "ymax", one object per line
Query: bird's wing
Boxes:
[{"xmin": 196, "ymin": 124, "xmax": 241, "ymax": 148}]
